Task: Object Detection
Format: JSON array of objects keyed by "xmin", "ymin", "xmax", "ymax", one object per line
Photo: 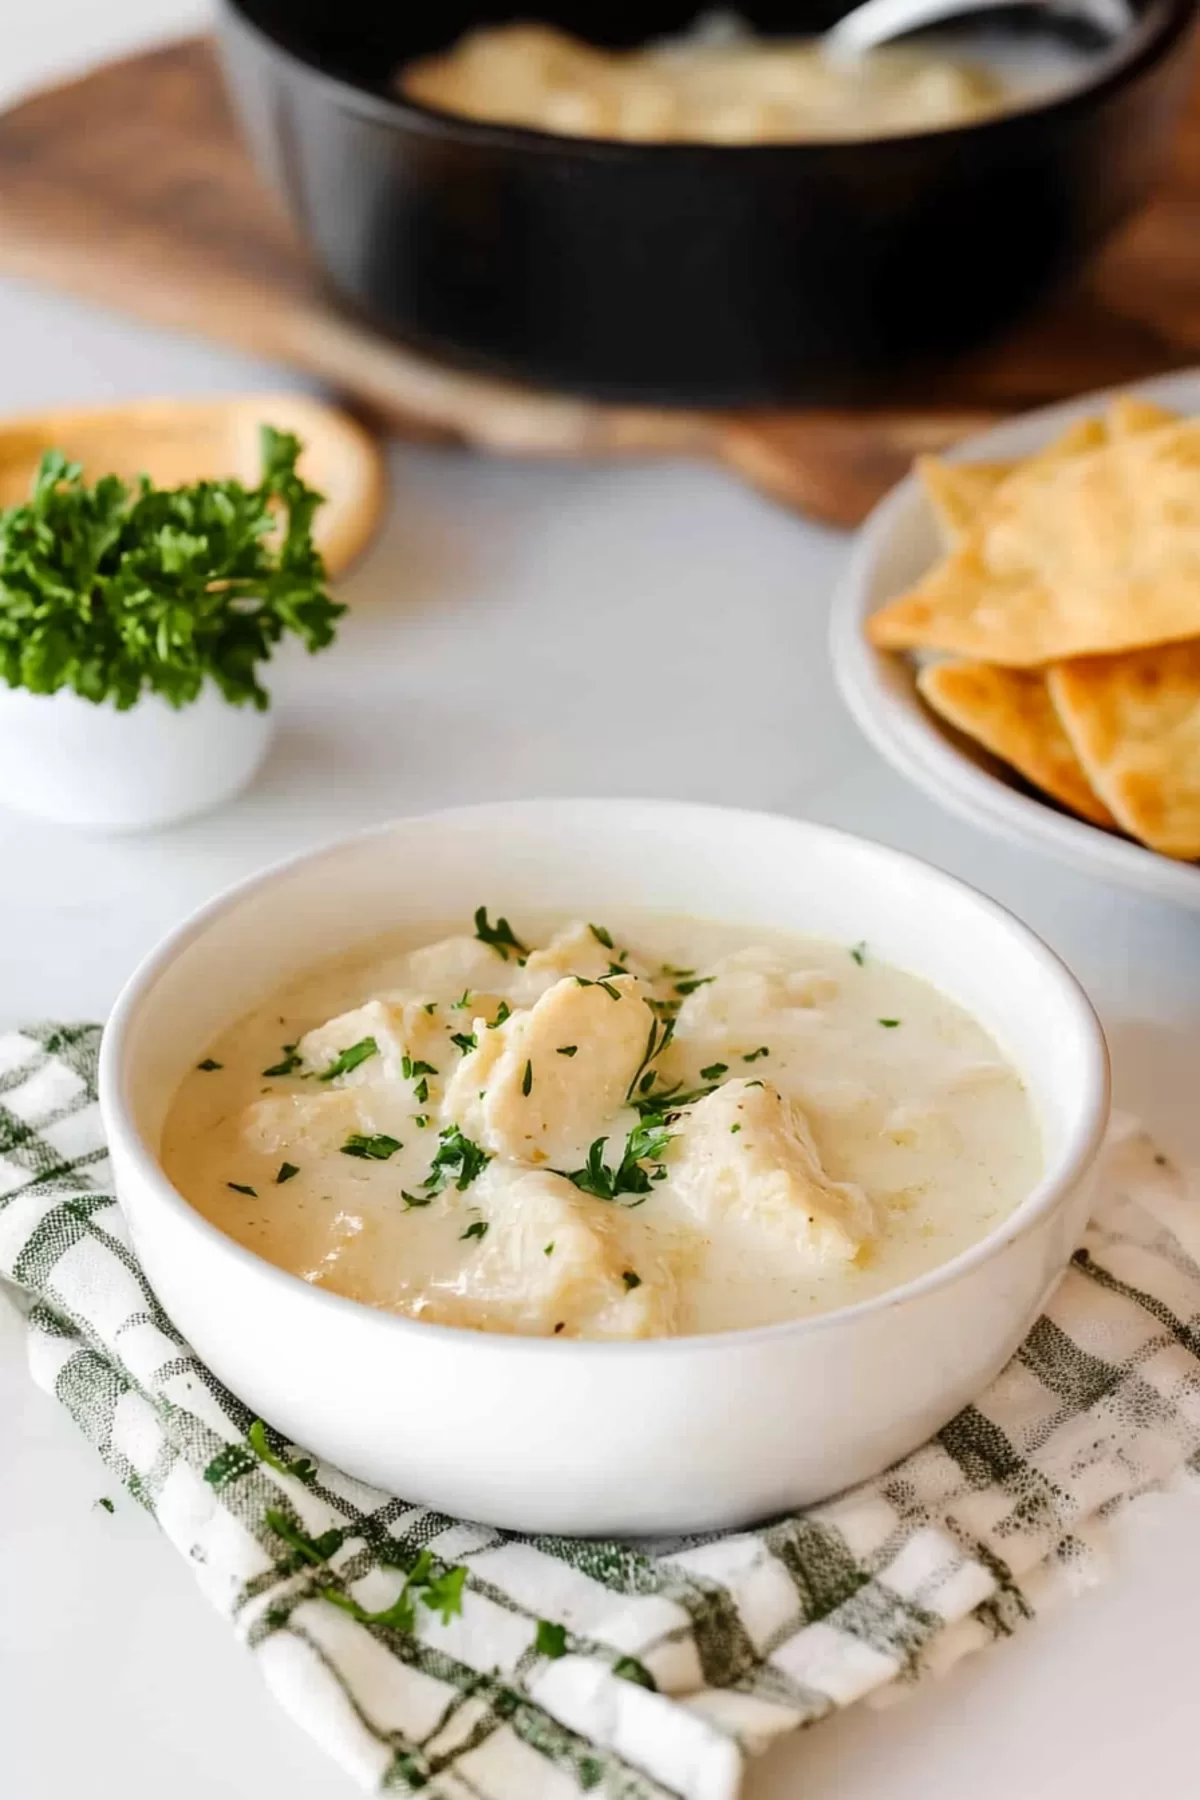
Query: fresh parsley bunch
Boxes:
[{"xmin": 0, "ymin": 425, "xmax": 345, "ymax": 711}]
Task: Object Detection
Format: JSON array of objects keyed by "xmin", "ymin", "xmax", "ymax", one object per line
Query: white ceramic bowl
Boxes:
[
  {"xmin": 99, "ymin": 799, "xmax": 1109, "ymax": 1535},
  {"xmin": 0, "ymin": 682, "xmax": 273, "ymax": 830},
  {"xmin": 830, "ymin": 369, "xmax": 1200, "ymax": 911}
]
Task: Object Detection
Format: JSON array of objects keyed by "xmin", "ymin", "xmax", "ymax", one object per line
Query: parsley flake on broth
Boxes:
[
  {"xmin": 340, "ymin": 1134, "xmax": 402, "ymax": 1161},
  {"xmin": 473, "ymin": 906, "xmax": 528, "ymax": 962},
  {"xmin": 163, "ymin": 911, "xmax": 1040, "ymax": 1338}
]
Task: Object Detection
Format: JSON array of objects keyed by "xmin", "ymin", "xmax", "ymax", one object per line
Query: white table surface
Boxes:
[{"xmin": 4, "ymin": 5, "xmax": 1200, "ymax": 1796}]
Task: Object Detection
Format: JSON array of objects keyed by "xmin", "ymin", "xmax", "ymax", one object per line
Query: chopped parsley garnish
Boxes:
[
  {"xmin": 588, "ymin": 923, "xmax": 614, "ymax": 949},
  {"xmin": 622, "ymin": 1270, "xmax": 642, "ymax": 1291},
  {"xmin": 265, "ymin": 1513, "xmax": 466, "ymax": 1633},
  {"xmin": 544, "ymin": 1242, "xmax": 555, "ymax": 1256},
  {"xmin": 700, "ymin": 1062, "xmax": 728, "ymax": 1081},
  {"xmin": 227, "ymin": 1181, "xmax": 256, "ymax": 1197},
  {"xmin": 625, "ymin": 1013, "xmax": 675, "ymax": 1103},
  {"xmin": 262, "ymin": 1046, "xmax": 302, "ymax": 1077},
  {"xmin": 414, "ymin": 1077, "xmax": 429, "ymax": 1104},
  {"xmin": 401, "ymin": 1056, "xmax": 438, "ymax": 1080},
  {"xmin": 850, "ymin": 941, "xmax": 867, "ymax": 967},
  {"xmin": 96, "ymin": 1496, "xmax": 115, "ymax": 1514},
  {"xmin": 673, "ymin": 976, "xmax": 713, "ymax": 996},
  {"xmin": 491, "ymin": 1000, "xmax": 511, "ymax": 1028},
  {"xmin": 276, "ymin": 1162, "xmax": 300, "ymax": 1184},
  {"xmin": 742, "ymin": 1046, "xmax": 770, "ymax": 1063},
  {"xmin": 474, "ymin": 906, "xmax": 528, "ymax": 962},
  {"xmin": 522, "ymin": 1060, "xmax": 533, "ymax": 1096},
  {"xmin": 401, "ymin": 1190, "xmax": 431, "ymax": 1209},
  {"xmin": 319, "ymin": 1037, "xmax": 378, "ymax": 1082},
  {"xmin": 660, "ymin": 965, "xmax": 694, "ymax": 979},
  {"xmin": 414, "ymin": 1114, "xmax": 430, "ymax": 1129},
  {"xmin": 878, "ymin": 1018, "xmax": 902, "ymax": 1029},
  {"xmin": 423, "ymin": 1002, "xmax": 437, "ymax": 1015},
  {"xmin": 248, "ymin": 1419, "xmax": 317, "ymax": 1486},
  {"xmin": 557, "ymin": 1045, "xmax": 578, "ymax": 1058},
  {"xmin": 730, "ymin": 1123, "xmax": 742, "ymax": 1134},
  {"xmin": 536, "ymin": 1619, "xmax": 569, "ymax": 1658},
  {"xmin": 450, "ymin": 1032, "xmax": 477, "ymax": 1056},
  {"xmin": 575, "ymin": 974, "xmax": 622, "ymax": 1000},
  {"xmin": 460, "ymin": 1220, "xmax": 488, "ymax": 1243},
  {"xmin": 452, "ymin": 989, "xmax": 472, "ymax": 1010},
  {"xmin": 340, "ymin": 1133, "xmax": 401, "ymax": 1161},
  {"xmin": 197, "ymin": 1058, "xmax": 223, "ymax": 1071},
  {"xmin": 423, "ymin": 1125, "xmax": 491, "ymax": 1195},
  {"xmin": 561, "ymin": 1117, "xmax": 673, "ymax": 1204},
  {"xmin": 613, "ymin": 1655, "xmax": 657, "ymax": 1691},
  {"xmin": 630, "ymin": 1078, "xmax": 717, "ymax": 1120}
]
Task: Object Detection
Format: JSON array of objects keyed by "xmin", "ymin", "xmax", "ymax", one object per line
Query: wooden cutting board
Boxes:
[{"xmin": 0, "ymin": 36, "xmax": 1199, "ymax": 527}]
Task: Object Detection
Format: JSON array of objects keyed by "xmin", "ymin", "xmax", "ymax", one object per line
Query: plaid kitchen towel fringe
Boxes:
[{"xmin": 4, "ymin": 1022, "xmax": 1200, "ymax": 1800}]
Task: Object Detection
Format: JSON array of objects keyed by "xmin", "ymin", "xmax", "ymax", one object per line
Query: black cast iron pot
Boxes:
[{"xmin": 217, "ymin": 0, "xmax": 1199, "ymax": 406}]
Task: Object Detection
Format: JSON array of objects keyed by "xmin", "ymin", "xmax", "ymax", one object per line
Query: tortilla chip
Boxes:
[
  {"xmin": 869, "ymin": 420, "xmax": 1200, "ymax": 665},
  {"xmin": 915, "ymin": 419, "xmax": 1111, "ymax": 552},
  {"xmin": 917, "ymin": 458, "xmax": 1012, "ymax": 550},
  {"xmin": 918, "ymin": 661, "xmax": 1116, "ymax": 827},
  {"xmin": 1048, "ymin": 643, "xmax": 1200, "ymax": 858},
  {"xmin": 1106, "ymin": 395, "xmax": 1179, "ymax": 438}
]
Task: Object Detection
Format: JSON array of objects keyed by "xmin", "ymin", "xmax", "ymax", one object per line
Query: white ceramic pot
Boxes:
[
  {"xmin": 0, "ymin": 681, "xmax": 274, "ymax": 830},
  {"xmin": 99, "ymin": 800, "xmax": 1110, "ymax": 1535}
]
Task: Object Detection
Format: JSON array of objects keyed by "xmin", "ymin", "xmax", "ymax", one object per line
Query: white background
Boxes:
[{"xmin": 3, "ymin": 5, "xmax": 1200, "ymax": 1797}]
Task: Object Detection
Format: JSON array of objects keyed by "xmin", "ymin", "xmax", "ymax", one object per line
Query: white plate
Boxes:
[{"xmin": 830, "ymin": 367, "xmax": 1200, "ymax": 911}]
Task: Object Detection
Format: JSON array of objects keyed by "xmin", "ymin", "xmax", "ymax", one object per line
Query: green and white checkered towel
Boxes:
[{"xmin": 4, "ymin": 1021, "xmax": 1200, "ymax": 1799}]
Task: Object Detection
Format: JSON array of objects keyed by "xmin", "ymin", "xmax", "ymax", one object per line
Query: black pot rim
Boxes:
[{"xmin": 219, "ymin": 0, "xmax": 1198, "ymax": 161}]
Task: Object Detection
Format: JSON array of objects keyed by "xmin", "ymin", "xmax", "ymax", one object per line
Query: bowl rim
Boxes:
[
  {"xmin": 98, "ymin": 797, "xmax": 1111, "ymax": 1359},
  {"xmin": 218, "ymin": 0, "xmax": 1194, "ymax": 162},
  {"xmin": 829, "ymin": 368, "xmax": 1200, "ymax": 911}
]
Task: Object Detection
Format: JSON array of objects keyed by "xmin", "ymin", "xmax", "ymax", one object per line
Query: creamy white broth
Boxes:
[{"xmin": 161, "ymin": 912, "xmax": 1041, "ymax": 1337}]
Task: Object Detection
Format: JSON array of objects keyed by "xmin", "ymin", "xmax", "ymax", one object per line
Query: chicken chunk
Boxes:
[
  {"xmin": 417, "ymin": 1167, "xmax": 677, "ymax": 1339},
  {"xmin": 511, "ymin": 920, "xmax": 650, "ymax": 1005},
  {"xmin": 668, "ymin": 1079, "xmax": 876, "ymax": 1263},
  {"xmin": 298, "ymin": 998, "xmax": 441, "ymax": 1086},
  {"xmin": 442, "ymin": 973, "xmax": 654, "ymax": 1162}
]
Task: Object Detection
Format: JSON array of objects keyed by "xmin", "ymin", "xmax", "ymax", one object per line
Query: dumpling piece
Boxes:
[
  {"xmin": 442, "ymin": 972, "xmax": 655, "ymax": 1162},
  {"xmin": 674, "ymin": 947, "xmax": 839, "ymax": 1041},
  {"xmin": 669, "ymin": 1079, "xmax": 876, "ymax": 1263},
  {"xmin": 405, "ymin": 934, "xmax": 519, "ymax": 1006},
  {"xmin": 243, "ymin": 1087, "xmax": 410, "ymax": 1158},
  {"xmin": 511, "ymin": 919, "xmax": 649, "ymax": 1005},
  {"xmin": 417, "ymin": 1167, "xmax": 676, "ymax": 1339},
  {"xmin": 298, "ymin": 998, "xmax": 440, "ymax": 1086}
]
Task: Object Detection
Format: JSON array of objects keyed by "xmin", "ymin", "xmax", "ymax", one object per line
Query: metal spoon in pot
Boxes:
[{"xmin": 825, "ymin": 0, "xmax": 1133, "ymax": 61}]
